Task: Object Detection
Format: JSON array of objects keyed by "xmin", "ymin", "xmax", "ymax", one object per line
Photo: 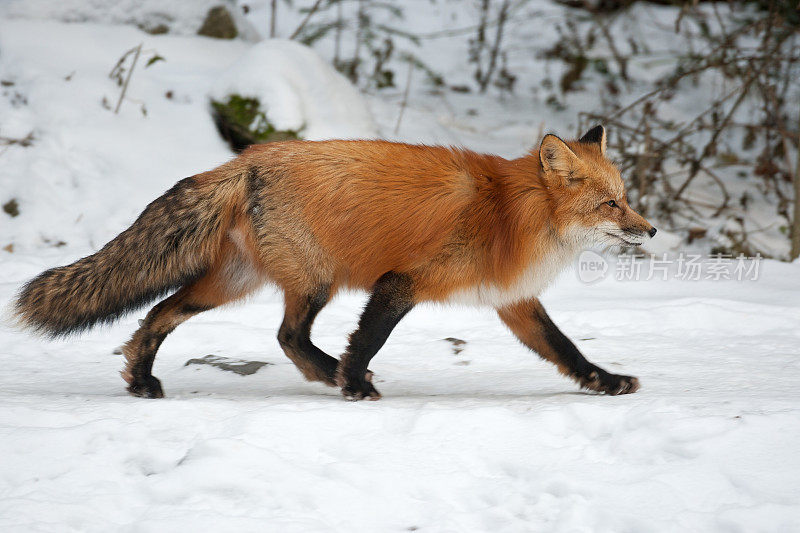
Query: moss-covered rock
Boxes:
[
  {"xmin": 198, "ymin": 6, "xmax": 238, "ymax": 40},
  {"xmin": 210, "ymin": 95, "xmax": 301, "ymax": 152},
  {"xmin": 3, "ymin": 198, "xmax": 19, "ymax": 218}
]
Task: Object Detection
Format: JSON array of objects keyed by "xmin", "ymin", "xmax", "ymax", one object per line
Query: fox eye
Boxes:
[{"xmin": 606, "ymin": 200, "xmax": 618, "ymax": 208}]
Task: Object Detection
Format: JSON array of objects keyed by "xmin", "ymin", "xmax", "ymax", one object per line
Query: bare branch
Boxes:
[{"xmin": 290, "ymin": 0, "xmax": 325, "ymax": 40}]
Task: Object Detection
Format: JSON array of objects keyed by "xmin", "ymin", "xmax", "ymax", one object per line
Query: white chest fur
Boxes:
[{"xmin": 444, "ymin": 241, "xmax": 580, "ymax": 308}]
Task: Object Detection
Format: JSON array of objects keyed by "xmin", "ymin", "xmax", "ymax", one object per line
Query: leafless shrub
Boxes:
[
  {"xmin": 469, "ymin": 0, "xmax": 513, "ymax": 93},
  {"xmin": 567, "ymin": 1, "xmax": 800, "ymax": 257}
]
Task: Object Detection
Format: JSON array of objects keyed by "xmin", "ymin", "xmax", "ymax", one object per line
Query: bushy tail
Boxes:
[{"xmin": 14, "ymin": 175, "xmax": 242, "ymax": 337}]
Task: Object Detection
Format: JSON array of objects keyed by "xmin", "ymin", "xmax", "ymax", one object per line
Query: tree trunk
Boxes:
[
  {"xmin": 790, "ymin": 108, "xmax": 800, "ymax": 260},
  {"xmin": 270, "ymin": 0, "xmax": 277, "ymax": 38}
]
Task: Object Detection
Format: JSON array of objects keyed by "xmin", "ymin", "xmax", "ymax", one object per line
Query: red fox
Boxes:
[{"xmin": 14, "ymin": 125, "xmax": 655, "ymax": 400}]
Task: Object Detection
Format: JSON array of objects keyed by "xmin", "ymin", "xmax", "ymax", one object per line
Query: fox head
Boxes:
[{"xmin": 538, "ymin": 125, "xmax": 656, "ymax": 247}]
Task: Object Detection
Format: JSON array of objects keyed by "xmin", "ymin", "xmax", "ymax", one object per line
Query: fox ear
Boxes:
[
  {"xmin": 539, "ymin": 134, "xmax": 581, "ymax": 186},
  {"xmin": 579, "ymin": 124, "xmax": 606, "ymax": 155}
]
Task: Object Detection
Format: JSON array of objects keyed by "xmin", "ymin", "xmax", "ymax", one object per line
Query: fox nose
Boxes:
[{"xmin": 648, "ymin": 227, "xmax": 657, "ymax": 238}]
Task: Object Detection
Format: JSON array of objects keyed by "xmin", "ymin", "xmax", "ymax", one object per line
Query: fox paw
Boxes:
[
  {"xmin": 337, "ymin": 371, "xmax": 382, "ymax": 401},
  {"xmin": 127, "ymin": 375, "xmax": 165, "ymax": 398},
  {"xmin": 578, "ymin": 370, "xmax": 639, "ymax": 395}
]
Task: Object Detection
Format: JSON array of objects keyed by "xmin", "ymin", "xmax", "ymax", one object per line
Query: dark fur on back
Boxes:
[{"xmin": 14, "ymin": 177, "xmax": 234, "ymax": 337}]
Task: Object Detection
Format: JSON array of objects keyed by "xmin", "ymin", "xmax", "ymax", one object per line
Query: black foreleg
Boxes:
[{"xmin": 336, "ymin": 272, "xmax": 415, "ymax": 400}]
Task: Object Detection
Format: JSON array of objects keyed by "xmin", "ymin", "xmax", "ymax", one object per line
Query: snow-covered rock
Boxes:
[{"xmin": 209, "ymin": 39, "xmax": 378, "ymax": 141}]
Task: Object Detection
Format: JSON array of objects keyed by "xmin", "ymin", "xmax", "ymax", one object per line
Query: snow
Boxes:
[
  {"xmin": 0, "ymin": 19, "xmax": 371, "ymax": 255},
  {"xmin": 2, "ymin": 255, "xmax": 800, "ymax": 531},
  {"xmin": 0, "ymin": 18, "xmax": 248, "ymax": 254},
  {"xmin": 1, "ymin": 8, "xmax": 799, "ymax": 533},
  {"xmin": 209, "ymin": 40, "xmax": 378, "ymax": 140},
  {"xmin": 0, "ymin": 0, "xmax": 261, "ymax": 41}
]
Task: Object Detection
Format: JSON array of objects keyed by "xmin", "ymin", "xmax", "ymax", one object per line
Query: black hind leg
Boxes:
[
  {"xmin": 122, "ymin": 295, "xmax": 180, "ymax": 397},
  {"xmin": 277, "ymin": 286, "xmax": 341, "ymax": 385},
  {"xmin": 121, "ymin": 264, "xmax": 255, "ymax": 398},
  {"xmin": 121, "ymin": 284, "xmax": 217, "ymax": 398}
]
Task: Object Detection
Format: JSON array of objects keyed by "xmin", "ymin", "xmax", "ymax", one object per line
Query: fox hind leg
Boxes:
[
  {"xmin": 121, "ymin": 285, "xmax": 213, "ymax": 398},
  {"xmin": 122, "ymin": 248, "xmax": 264, "ymax": 398},
  {"xmin": 277, "ymin": 286, "xmax": 340, "ymax": 385}
]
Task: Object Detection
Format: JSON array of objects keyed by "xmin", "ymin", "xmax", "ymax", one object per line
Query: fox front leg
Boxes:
[
  {"xmin": 497, "ymin": 298, "xmax": 639, "ymax": 395},
  {"xmin": 336, "ymin": 272, "xmax": 415, "ymax": 400}
]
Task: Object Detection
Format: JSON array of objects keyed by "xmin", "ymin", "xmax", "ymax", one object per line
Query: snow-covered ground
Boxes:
[
  {"xmin": 1, "ymin": 7, "xmax": 799, "ymax": 533},
  {"xmin": 2, "ymin": 256, "xmax": 800, "ymax": 531}
]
